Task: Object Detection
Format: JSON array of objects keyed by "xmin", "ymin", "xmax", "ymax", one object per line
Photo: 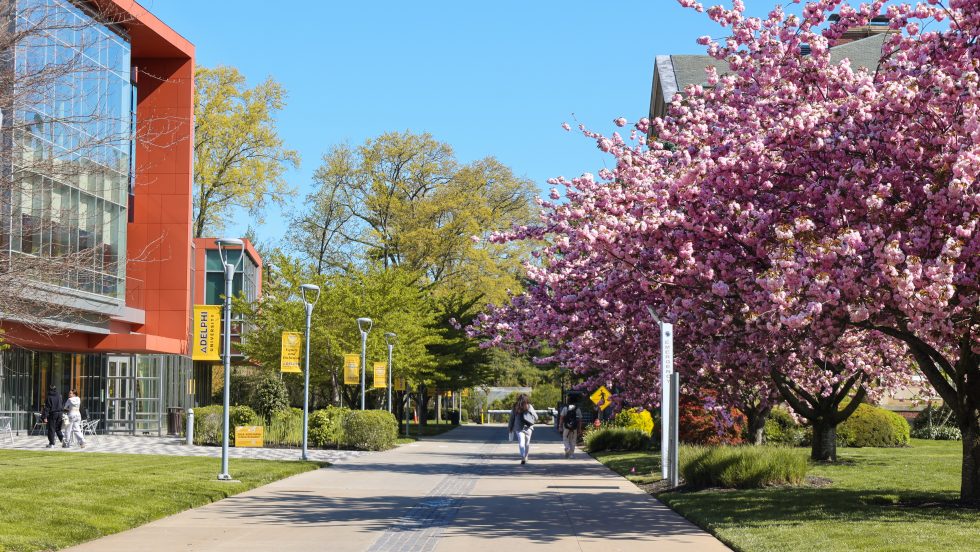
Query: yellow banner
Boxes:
[
  {"xmin": 394, "ymin": 376, "xmax": 406, "ymax": 392},
  {"xmin": 280, "ymin": 332, "xmax": 302, "ymax": 373},
  {"xmin": 191, "ymin": 305, "xmax": 222, "ymax": 361},
  {"xmin": 373, "ymin": 362, "xmax": 387, "ymax": 388},
  {"xmin": 343, "ymin": 354, "xmax": 360, "ymax": 385},
  {"xmin": 234, "ymin": 426, "xmax": 264, "ymax": 448}
]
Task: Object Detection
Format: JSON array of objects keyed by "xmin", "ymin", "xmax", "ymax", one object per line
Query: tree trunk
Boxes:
[
  {"xmin": 331, "ymin": 371, "xmax": 340, "ymax": 406},
  {"xmin": 961, "ymin": 411, "xmax": 980, "ymax": 501},
  {"xmin": 744, "ymin": 404, "xmax": 771, "ymax": 445},
  {"xmin": 811, "ymin": 421, "xmax": 838, "ymax": 462}
]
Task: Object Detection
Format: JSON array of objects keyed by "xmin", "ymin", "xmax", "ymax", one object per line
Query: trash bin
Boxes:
[
  {"xmin": 450, "ymin": 410, "xmax": 461, "ymax": 426},
  {"xmin": 166, "ymin": 407, "xmax": 184, "ymax": 436}
]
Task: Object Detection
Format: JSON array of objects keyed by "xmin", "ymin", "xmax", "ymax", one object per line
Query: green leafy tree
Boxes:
[
  {"xmin": 193, "ymin": 66, "xmax": 299, "ymax": 237},
  {"xmin": 235, "ymin": 253, "xmax": 441, "ymax": 410}
]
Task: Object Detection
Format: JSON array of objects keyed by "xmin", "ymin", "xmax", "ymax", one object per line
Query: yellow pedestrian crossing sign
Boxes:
[{"xmin": 590, "ymin": 385, "xmax": 613, "ymax": 411}]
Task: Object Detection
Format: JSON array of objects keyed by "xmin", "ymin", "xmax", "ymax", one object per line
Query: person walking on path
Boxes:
[
  {"xmin": 508, "ymin": 394, "xmax": 537, "ymax": 464},
  {"xmin": 41, "ymin": 385, "xmax": 65, "ymax": 449},
  {"xmin": 64, "ymin": 389, "xmax": 85, "ymax": 449},
  {"xmin": 558, "ymin": 393, "xmax": 583, "ymax": 458}
]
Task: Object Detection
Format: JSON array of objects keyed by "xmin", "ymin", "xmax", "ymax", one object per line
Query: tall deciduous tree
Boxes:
[
  {"xmin": 193, "ymin": 66, "xmax": 299, "ymax": 237},
  {"xmin": 292, "ymin": 131, "xmax": 537, "ymax": 309}
]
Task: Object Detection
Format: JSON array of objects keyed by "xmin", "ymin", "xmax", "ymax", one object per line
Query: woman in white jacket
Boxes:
[
  {"xmin": 64, "ymin": 389, "xmax": 85, "ymax": 449},
  {"xmin": 507, "ymin": 394, "xmax": 537, "ymax": 464}
]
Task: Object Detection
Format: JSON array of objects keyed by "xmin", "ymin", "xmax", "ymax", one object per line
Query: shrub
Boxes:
[
  {"xmin": 837, "ymin": 404, "xmax": 910, "ymax": 448},
  {"xmin": 679, "ymin": 445, "xmax": 808, "ymax": 489},
  {"xmin": 309, "ymin": 406, "xmax": 349, "ymax": 448},
  {"xmin": 341, "ymin": 409, "xmax": 398, "ymax": 451},
  {"xmin": 764, "ymin": 407, "xmax": 806, "ymax": 446},
  {"xmin": 189, "ymin": 405, "xmax": 260, "ymax": 446},
  {"xmin": 583, "ymin": 427, "xmax": 651, "ymax": 453},
  {"xmin": 254, "ymin": 377, "xmax": 290, "ymax": 421},
  {"xmin": 530, "ymin": 384, "xmax": 561, "ymax": 411},
  {"xmin": 612, "ymin": 408, "xmax": 655, "ymax": 436},
  {"xmin": 265, "ymin": 407, "xmax": 303, "ymax": 448},
  {"xmin": 679, "ymin": 391, "xmax": 746, "ymax": 445},
  {"xmin": 912, "ymin": 403, "xmax": 956, "ymax": 430},
  {"xmin": 911, "ymin": 425, "xmax": 962, "ymax": 440}
]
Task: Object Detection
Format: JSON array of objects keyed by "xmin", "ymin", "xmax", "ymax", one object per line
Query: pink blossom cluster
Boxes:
[{"xmin": 471, "ymin": 0, "xmax": 978, "ymax": 416}]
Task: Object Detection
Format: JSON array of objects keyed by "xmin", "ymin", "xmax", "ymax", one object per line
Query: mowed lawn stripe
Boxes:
[
  {"xmin": 0, "ymin": 450, "xmax": 320, "ymax": 552},
  {"xmin": 594, "ymin": 440, "xmax": 979, "ymax": 552}
]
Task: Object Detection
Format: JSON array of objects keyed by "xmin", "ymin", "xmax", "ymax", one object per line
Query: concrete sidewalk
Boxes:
[{"xmin": 66, "ymin": 424, "xmax": 729, "ymax": 551}]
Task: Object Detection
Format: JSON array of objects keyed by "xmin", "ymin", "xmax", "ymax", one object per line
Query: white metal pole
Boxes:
[
  {"xmin": 360, "ymin": 330, "xmax": 367, "ymax": 410},
  {"xmin": 218, "ymin": 261, "xmax": 234, "ymax": 480},
  {"xmin": 387, "ymin": 343, "xmax": 393, "ymax": 413},
  {"xmin": 300, "ymin": 301, "xmax": 313, "ymax": 460},
  {"xmin": 660, "ymin": 322, "xmax": 673, "ymax": 479}
]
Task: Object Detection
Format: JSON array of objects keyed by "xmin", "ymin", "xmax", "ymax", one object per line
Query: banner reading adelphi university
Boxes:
[{"xmin": 192, "ymin": 305, "xmax": 222, "ymax": 361}]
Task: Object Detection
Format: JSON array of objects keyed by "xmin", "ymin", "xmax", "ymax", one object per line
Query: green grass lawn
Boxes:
[
  {"xmin": 594, "ymin": 440, "xmax": 979, "ymax": 552},
  {"xmin": 0, "ymin": 450, "xmax": 321, "ymax": 552}
]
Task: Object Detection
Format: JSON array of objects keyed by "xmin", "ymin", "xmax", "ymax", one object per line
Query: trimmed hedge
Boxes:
[
  {"xmin": 680, "ymin": 445, "xmax": 808, "ymax": 489},
  {"xmin": 612, "ymin": 408, "xmax": 655, "ymax": 436},
  {"xmin": 341, "ymin": 409, "xmax": 398, "ymax": 451},
  {"xmin": 584, "ymin": 427, "xmax": 651, "ymax": 453},
  {"xmin": 763, "ymin": 407, "xmax": 806, "ymax": 446},
  {"xmin": 189, "ymin": 405, "xmax": 260, "ymax": 446},
  {"xmin": 309, "ymin": 406, "xmax": 349, "ymax": 448},
  {"xmin": 838, "ymin": 404, "xmax": 910, "ymax": 448}
]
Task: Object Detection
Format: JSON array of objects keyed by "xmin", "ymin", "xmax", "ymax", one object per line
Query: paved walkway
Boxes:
[
  {"xmin": 62, "ymin": 424, "xmax": 728, "ymax": 551},
  {"xmin": 0, "ymin": 433, "xmax": 365, "ymax": 463}
]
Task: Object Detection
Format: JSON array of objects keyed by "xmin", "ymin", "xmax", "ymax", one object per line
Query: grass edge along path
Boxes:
[
  {"xmin": 0, "ymin": 450, "xmax": 321, "ymax": 552},
  {"xmin": 593, "ymin": 439, "xmax": 979, "ymax": 552},
  {"xmin": 396, "ymin": 419, "xmax": 459, "ymax": 444}
]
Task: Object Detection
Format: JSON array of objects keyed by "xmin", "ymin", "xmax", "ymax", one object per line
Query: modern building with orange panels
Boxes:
[{"xmin": 0, "ymin": 0, "xmax": 214, "ymax": 435}]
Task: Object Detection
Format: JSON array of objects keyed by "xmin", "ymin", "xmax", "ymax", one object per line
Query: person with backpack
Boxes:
[
  {"xmin": 507, "ymin": 394, "xmax": 538, "ymax": 465},
  {"xmin": 559, "ymin": 394, "xmax": 583, "ymax": 458},
  {"xmin": 40, "ymin": 385, "xmax": 65, "ymax": 449}
]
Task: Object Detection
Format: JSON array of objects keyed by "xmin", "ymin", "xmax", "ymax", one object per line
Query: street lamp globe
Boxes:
[{"xmin": 299, "ymin": 283, "xmax": 320, "ymax": 306}]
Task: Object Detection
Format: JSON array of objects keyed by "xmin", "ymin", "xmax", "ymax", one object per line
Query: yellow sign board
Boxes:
[
  {"xmin": 234, "ymin": 426, "xmax": 264, "ymax": 448},
  {"xmin": 393, "ymin": 376, "xmax": 406, "ymax": 391},
  {"xmin": 343, "ymin": 354, "xmax": 360, "ymax": 385},
  {"xmin": 280, "ymin": 332, "xmax": 302, "ymax": 373},
  {"xmin": 590, "ymin": 385, "xmax": 613, "ymax": 411},
  {"xmin": 191, "ymin": 305, "xmax": 222, "ymax": 361},
  {"xmin": 462, "ymin": 388, "xmax": 470, "ymax": 398},
  {"xmin": 373, "ymin": 362, "xmax": 387, "ymax": 388}
]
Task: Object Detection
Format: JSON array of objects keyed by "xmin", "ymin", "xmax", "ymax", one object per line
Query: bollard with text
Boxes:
[{"xmin": 647, "ymin": 306, "xmax": 675, "ymax": 480}]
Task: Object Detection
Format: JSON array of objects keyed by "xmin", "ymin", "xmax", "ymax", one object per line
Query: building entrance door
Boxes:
[{"xmin": 105, "ymin": 356, "xmax": 134, "ymax": 433}]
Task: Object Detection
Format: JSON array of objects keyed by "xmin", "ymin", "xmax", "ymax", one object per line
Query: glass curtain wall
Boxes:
[
  {"xmin": 2, "ymin": 0, "xmax": 134, "ymax": 300},
  {"xmin": 0, "ymin": 348, "xmax": 105, "ymax": 432}
]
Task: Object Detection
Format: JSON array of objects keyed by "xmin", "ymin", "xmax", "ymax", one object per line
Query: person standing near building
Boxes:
[
  {"xmin": 41, "ymin": 385, "xmax": 65, "ymax": 449},
  {"xmin": 559, "ymin": 393, "xmax": 583, "ymax": 458},
  {"xmin": 64, "ymin": 389, "xmax": 85, "ymax": 449},
  {"xmin": 508, "ymin": 394, "xmax": 538, "ymax": 465}
]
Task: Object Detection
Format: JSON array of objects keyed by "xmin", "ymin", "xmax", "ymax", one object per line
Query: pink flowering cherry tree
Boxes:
[{"xmin": 476, "ymin": 0, "xmax": 978, "ymax": 497}]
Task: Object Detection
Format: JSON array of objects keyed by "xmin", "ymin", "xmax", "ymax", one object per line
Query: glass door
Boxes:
[{"xmin": 105, "ymin": 355, "xmax": 134, "ymax": 434}]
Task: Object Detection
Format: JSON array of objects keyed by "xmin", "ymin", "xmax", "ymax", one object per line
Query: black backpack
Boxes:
[{"xmin": 563, "ymin": 405, "xmax": 580, "ymax": 430}]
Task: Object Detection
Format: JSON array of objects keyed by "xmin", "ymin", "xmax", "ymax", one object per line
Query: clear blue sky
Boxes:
[{"xmin": 144, "ymin": 1, "xmax": 723, "ymax": 244}]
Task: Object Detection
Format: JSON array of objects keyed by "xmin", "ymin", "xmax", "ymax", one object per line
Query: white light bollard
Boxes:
[{"xmin": 186, "ymin": 408, "xmax": 194, "ymax": 446}]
